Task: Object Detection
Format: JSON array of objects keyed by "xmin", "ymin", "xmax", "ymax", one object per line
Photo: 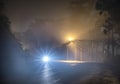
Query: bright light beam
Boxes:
[
  {"xmin": 42, "ymin": 56, "xmax": 49, "ymax": 62},
  {"xmin": 53, "ymin": 60, "xmax": 87, "ymax": 63}
]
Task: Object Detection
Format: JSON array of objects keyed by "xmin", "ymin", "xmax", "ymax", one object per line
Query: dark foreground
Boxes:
[{"xmin": 2, "ymin": 62, "xmax": 120, "ymax": 84}]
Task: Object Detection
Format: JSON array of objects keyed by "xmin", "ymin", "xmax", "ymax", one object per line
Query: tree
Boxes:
[
  {"xmin": 0, "ymin": 1, "xmax": 30, "ymax": 83},
  {"xmin": 96, "ymin": 0, "xmax": 120, "ymax": 45},
  {"xmin": 95, "ymin": 0, "xmax": 120, "ymax": 59}
]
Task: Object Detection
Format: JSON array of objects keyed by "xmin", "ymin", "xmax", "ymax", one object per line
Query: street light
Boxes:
[{"xmin": 68, "ymin": 37, "xmax": 74, "ymax": 42}]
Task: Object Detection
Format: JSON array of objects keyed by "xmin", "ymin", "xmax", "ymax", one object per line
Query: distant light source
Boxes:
[
  {"xmin": 42, "ymin": 56, "xmax": 49, "ymax": 62},
  {"xmin": 68, "ymin": 37, "xmax": 74, "ymax": 41}
]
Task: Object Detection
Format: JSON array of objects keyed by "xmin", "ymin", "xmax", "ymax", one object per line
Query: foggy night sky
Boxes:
[{"xmin": 4, "ymin": 0, "xmax": 107, "ymax": 52}]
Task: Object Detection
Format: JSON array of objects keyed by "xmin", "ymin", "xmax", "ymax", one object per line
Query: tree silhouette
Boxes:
[
  {"xmin": 95, "ymin": 0, "xmax": 120, "ymax": 45},
  {"xmin": 96, "ymin": 0, "xmax": 120, "ymax": 59},
  {"xmin": 0, "ymin": 1, "xmax": 30, "ymax": 83}
]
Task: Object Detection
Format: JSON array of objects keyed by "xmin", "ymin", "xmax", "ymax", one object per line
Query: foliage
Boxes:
[
  {"xmin": 95, "ymin": 0, "xmax": 120, "ymax": 45},
  {"xmin": 95, "ymin": 2, "xmax": 120, "ymax": 82},
  {"xmin": 0, "ymin": 1, "xmax": 31, "ymax": 82}
]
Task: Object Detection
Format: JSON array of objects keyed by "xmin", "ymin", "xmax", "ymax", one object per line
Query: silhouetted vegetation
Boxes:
[
  {"xmin": 96, "ymin": 0, "xmax": 120, "ymax": 45},
  {"xmin": 96, "ymin": 0, "xmax": 120, "ymax": 60},
  {"xmin": 95, "ymin": 0, "xmax": 120, "ymax": 82},
  {"xmin": 0, "ymin": 1, "xmax": 30, "ymax": 83}
]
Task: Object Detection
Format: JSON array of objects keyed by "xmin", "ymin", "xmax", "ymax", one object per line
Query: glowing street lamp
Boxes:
[{"xmin": 68, "ymin": 37, "xmax": 74, "ymax": 42}]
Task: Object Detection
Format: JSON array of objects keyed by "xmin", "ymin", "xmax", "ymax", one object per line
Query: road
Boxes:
[
  {"xmin": 3, "ymin": 61, "xmax": 119, "ymax": 84},
  {"xmin": 29, "ymin": 62, "xmax": 119, "ymax": 84}
]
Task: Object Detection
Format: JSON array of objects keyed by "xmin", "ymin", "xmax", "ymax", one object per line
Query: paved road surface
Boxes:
[
  {"xmin": 2, "ymin": 62, "xmax": 119, "ymax": 84},
  {"xmin": 29, "ymin": 62, "xmax": 119, "ymax": 84}
]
